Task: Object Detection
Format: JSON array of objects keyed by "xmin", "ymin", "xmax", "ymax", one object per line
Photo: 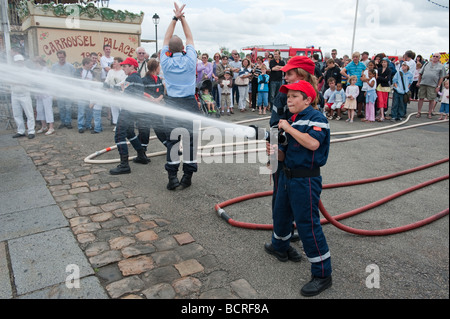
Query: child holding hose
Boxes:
[{"xmin": 266, "ymin": 80, "xmax": 332, "ymax": 297}]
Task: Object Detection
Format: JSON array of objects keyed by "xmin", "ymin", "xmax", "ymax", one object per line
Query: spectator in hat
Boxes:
[{"xmin": 391, "ymin": 62, "xmax": 413, "ymax": 121}]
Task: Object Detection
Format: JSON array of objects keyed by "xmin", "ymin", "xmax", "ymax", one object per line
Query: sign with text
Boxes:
[{"xmin": 36, "ymin": 28, "xmax": 139, "ymax": 67}]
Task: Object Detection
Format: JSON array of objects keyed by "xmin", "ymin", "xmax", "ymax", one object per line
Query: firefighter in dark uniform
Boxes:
[
  {"xmin": 265, "ymin": 80, "xmax": 332, "ymax": 297},
  {"xmin": 109, "ymin": 57, "xmax": 148, "ymax": 175},
  {"xmin": 159, "ymin": 3, "xmax": 200, "ymax": 190}
]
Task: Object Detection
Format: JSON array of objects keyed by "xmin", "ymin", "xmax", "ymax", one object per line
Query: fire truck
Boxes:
[{"xmin": 242, "ymin": 45, "xmax": 324, "ymax": 63}]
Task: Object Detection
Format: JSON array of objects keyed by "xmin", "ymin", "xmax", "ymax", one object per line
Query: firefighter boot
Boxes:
[
  {"xmin": 133, "ymin": 149, "xmax": 150, "ymax": 164},
  {"xmin": 110, "ymin": 154, "xmax": 131, "ymax": 175},
  {"xmin": 180, "ymin": 172, "xmax": 193, "ymax": 188},
  {"xmin": 167, "ymin": 172, "xmax": 180, "ymax": 190}
]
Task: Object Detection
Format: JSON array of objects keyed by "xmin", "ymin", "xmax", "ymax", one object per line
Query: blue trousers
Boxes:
[
  {"xmin": 272, "ymin": 172, "xmax": 332, "ymax": 278},
  {"xmin": 77, "ymin": 101, "xmax": 93, "ymax": 130},
  {"xmin": 114, "ymin": 109, "xmax": 143, "ymax": 156},
  {"xmin": 257, "ymin": 92, "xmax": 269, "ymax": 107},
  {"xmin": 92, "ymin": 107, "xmax": 102, "ymax": 133},
  {"xmin": 391, "ymin": 91, "xmax": 406, "ymax": 119},
  {"xmin": 57, "ymin": 98, "xmax": 73, "ymax": 125}
]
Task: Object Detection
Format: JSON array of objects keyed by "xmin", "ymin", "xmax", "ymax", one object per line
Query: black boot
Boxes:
[
  {"xmin": 133, "ymin": 149, "xmax": 150, "ymax": 164},
  {"xmin": 110, "ymin": 154, "xmax": 131, "ymax": 175},
  {"xmin": 167, "ymin": 172, "xmax": 180, "ymax": 190},
  {"xmin": 180, "ymin": 172, "xmax": 193, "ymax": 188},
  {"xmin": 300, "ymin": 276, "xmax": 332, "ymax": 297}
]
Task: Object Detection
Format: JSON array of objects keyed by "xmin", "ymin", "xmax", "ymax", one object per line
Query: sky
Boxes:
[{"xmin": 109, "ymin": 0, "xmax": 449, "ymax": 60}]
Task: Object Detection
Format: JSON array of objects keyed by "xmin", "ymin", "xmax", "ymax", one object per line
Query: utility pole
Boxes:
[
  {"xmin": 351, "ymin": 0, "xmax": 359, "ymax": 55},
  {"xmin": 0, "ymin": 0, "xmax": 12, "ymax": 63}
]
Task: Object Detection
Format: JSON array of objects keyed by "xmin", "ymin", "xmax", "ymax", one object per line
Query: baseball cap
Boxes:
[
  {"xmin": 120, "ymin": 57, "xmax": 139, "ymax": 68},
  {"xmin": 13, "ymin": 55, "xmax": 25, "ymax": 62},
  {"xmin": 281, "ymin": 56, "xmax": 315, "ymax": 75},
  {"xmin": 279, "ymin": 80, "xmax": 317, "ymax": 102}
]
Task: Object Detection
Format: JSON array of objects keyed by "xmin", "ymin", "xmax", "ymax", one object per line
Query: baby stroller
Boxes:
[{"xmin": 196, "ymin": 79, "xmax": 221, "ymax": 118}]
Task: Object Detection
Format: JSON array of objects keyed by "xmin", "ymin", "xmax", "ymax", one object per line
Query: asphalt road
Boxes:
[{"xmin": 76, "ymin": 102, "xmax": 449, "ymax": 299}]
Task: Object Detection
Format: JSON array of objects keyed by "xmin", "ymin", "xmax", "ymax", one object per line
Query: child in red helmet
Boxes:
[{"xmin": 265, "ymin": 80, "xmax": 332, "ymax": 297}]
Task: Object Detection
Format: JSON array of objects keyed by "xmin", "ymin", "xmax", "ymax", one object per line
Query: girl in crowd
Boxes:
[
  {"xmin": 344, "ymin": 76, "xmax": 359, "ymax": 123},
  {"xmin": 364, "ymin": 69, "xmax": 377, "ymax": 122},
  {"xmin": 376, "ymin": 58, "xmax": 392, "ymax": 122}
]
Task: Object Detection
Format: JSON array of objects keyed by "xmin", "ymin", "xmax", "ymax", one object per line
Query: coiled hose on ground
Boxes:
[{"xmin": 214, "ymin": 158, "xmax": 449, "ymax": 236}]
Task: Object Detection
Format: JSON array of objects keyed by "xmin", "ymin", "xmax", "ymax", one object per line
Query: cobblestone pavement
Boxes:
[{"xmin": 18, "ymin": 130, "xmax": 259, "ymax": 300}]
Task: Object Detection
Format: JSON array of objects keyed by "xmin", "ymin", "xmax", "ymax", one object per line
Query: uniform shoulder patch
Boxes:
[{"xmin": 313, "ymin": 126, "xmax": 322, "ymax": 131}]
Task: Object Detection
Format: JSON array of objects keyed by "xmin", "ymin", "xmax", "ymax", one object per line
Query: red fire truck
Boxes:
[{"xmin": 242, "ymin": 45, "xmax": 324, "ymax": 63}]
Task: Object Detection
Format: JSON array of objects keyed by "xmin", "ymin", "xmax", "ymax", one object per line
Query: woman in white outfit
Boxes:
[{"xmin": 104, "ymin": 57, "xmax": 127, "ymax": 130}]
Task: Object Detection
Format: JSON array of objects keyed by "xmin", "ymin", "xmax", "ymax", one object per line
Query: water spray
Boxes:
[{"xmin": 1, "ymin": 62, "xmax": 257, "ymax": 140}]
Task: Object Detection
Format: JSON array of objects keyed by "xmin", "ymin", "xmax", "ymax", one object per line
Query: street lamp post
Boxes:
[{"xmin": 152, "ymin": 13, "xmax": 160, "ymax": 53}]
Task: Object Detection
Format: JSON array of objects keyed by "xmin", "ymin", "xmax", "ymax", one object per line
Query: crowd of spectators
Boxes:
[
  {"xmin": 5, "ymin": 46, "xmax": 449, "ymax": 141},
  {"xmin": 196, "ymin": 48, "xmax": 449, "ymax": 123}
]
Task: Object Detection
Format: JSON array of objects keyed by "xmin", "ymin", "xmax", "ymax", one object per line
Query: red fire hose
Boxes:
[{"xmin": 214, "ymin": 158, "xmax": 449, "ymax": 236}]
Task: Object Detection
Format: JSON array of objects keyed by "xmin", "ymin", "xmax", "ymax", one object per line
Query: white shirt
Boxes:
[
  {"xmin": 100, "ymin": 55, "xmax": 114, "ymax": 80},
  {"xmin": 362, "ymin": 69, "xmax": 378, "ymax": 91}
]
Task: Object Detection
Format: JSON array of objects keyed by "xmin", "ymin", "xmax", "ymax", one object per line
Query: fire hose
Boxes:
[
  {"xmin": 82, "ymin": 113, "xmax": 449, "ymax": 236},
  {"xmin": 84, "ymin": 112, "xmax": 447, "ymax": 163},
  {"xmin": 214, "ymin": 158, "xmax": 449, "ymax": 236}
]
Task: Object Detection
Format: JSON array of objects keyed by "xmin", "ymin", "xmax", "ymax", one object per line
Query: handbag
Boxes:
[
  {"xmin": 235, "ymin": 76, "xmax": 249, "ymax": 86},
  {"xmin": 400, "ymin": 73, "xmax": 411, "ymax": 104},
  {"xmin": 404, "ymin": 91, "xmax": 412, "ymax": 104}
]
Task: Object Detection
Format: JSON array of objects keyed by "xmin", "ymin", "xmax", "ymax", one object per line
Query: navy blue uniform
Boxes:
[
  {"xmin": 272, "ymin": 105, "xmax": 332, "ymax": 278},
  {"xmin": 140, "ymin": 74, "xmax": 167, "ymax": 150},
  {"xmin": 114, "ymin": 71, "xmax": 144, "ymax": 156},
  {"xmin": 163, "ymin": 96, "xmax": 200, "ymax": 174}
]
